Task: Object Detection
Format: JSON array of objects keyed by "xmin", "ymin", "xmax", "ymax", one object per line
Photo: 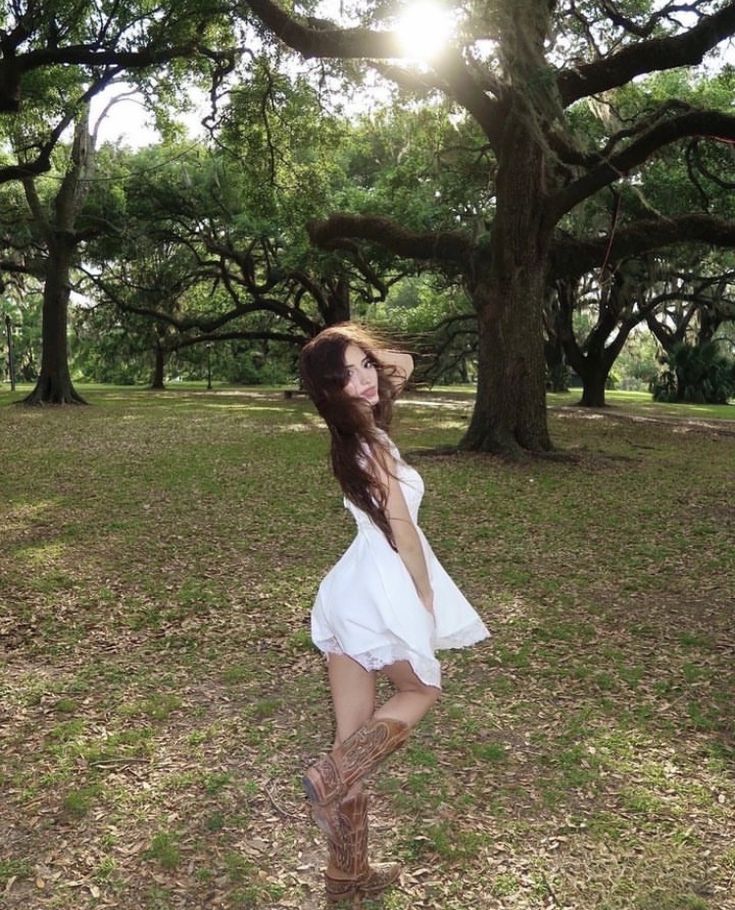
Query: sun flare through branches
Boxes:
[{"xmin": 395, "ymin": 1, "xmax": 454, "ymax": 60}]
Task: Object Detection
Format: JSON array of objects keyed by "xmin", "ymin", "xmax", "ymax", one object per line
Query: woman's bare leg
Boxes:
[
  {"xmin": 326, "ymin": 655, "xmax": 438, "ymax": 736},
  {"xmin": 374, "ymin": 660, "xmax": 440, "ymax": 729},
  {"xmin": 327, "ymin": 653, "xmax": 376, "ymax": 746}
]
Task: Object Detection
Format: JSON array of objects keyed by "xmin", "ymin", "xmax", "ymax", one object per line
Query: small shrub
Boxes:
[{"xmin": 651, "ymin": 342, "xmax": 735, "ymax": 404}]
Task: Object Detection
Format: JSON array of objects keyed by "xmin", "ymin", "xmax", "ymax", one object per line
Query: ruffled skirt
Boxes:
[{"xmin": 311, "ymin": 526, "xmax": 489, "ymax": 688}]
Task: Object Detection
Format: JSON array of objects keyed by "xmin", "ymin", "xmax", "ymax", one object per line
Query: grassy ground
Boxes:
[
  {"xmin": 431, "ymin": 385, "xmax": 735, "ymax": 422},
  {"xmin": 1, "ymin": 384, "xmax": 733, "ymax": 910}
]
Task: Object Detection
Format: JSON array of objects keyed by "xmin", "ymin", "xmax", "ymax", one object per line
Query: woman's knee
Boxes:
[
  {"xmin": 401, "ymin": 679, "xmax": 441, "ymax": 712},
  {"xmin": 420, "ymin": 684, "xmax": 441, "ymax": 708}
]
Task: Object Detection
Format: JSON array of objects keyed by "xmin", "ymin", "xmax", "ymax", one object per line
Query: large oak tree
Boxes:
[
  {"xmin": 0, "ymin": 0, "xmax": 236, "ymax": 403},
  {"xmin": 241, "ymin": 0, "xmax": 735, "ymax": 453}
]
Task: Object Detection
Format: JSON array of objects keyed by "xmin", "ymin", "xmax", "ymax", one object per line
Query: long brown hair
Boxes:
[{"xmin": 299, "ymin": 322, "xmax": 407, "ymax": 551}]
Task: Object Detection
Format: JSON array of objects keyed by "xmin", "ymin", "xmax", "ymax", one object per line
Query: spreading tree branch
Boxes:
[
  {"xmin": 551, "ymin": 214, "xmax": 735, "ymax": 279},
  {"xmin": 173, "ymin": 328, "xmax": 305, "ymax": 349},
  {"xmin": 599, "ymin": 0, "xmax": 710, "ymax": 40},
  {"xmin": 557, "ymin": 1, "xmax": 735, "ymax": 106},
  {"xmin": 307, "ymin": 213, "xmax": 473, "ymax": 265},
  {"xmin": 0, "ymin": 73, "xmax": 116, "ymax": 184},
  {"xmin": 242, "ymin": 0, "xmax": 403, "ymax": 56},
  {"xmin": 548, "ymin": 108, "xmax": 735, "ymax": 218}
]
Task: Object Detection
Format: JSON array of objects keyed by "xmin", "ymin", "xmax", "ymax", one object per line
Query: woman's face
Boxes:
[{"xmin": 343, "ymin": 343, "xmax": 380, "ymax": 407}]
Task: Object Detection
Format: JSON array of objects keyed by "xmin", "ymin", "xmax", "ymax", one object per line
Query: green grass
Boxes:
[
  {"xmin": 429, "ymin": 383, "xmax": 735, "ymax": 420},
  {"xmin": 548, "ymin": 387, "xmax": 735, "ymax": 419},
  {"xmin": 144, "ymin": 832, "xmax": 182, "ymax": 870},
  {"xmin": 1, "ymin": 383, "xmax": 733, "ymax": 910}
]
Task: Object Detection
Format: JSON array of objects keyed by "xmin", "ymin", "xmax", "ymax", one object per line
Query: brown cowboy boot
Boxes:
[
  {"xmin": 324, "ymin": 788, "xmax": 401, "ymax": 904},
  {"xmin": 303, "ymin": 718, "xmax": 409, "ymax": 839}
]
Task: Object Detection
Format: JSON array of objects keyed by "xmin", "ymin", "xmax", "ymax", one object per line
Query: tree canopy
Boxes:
[{"xmin": 1, "ymin": 0, "xmax": 734, "ymax": 432}]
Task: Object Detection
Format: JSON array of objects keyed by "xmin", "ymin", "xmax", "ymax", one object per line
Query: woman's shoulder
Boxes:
[
  {"xmin": 357, "ymin": 428, "xmax": 400, "ymax": 464},
  {"xmin": 375, "ymin": 428, "xmax": 402, "ymax": 461}
]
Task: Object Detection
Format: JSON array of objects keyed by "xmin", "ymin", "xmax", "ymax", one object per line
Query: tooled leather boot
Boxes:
[
  {"xmin": 303, "ymin": 717, "xmax": 409, "ymax": 839},
  {"xmin": 324, "ymin": 788, "xmax": 402, "ymax": 903}
]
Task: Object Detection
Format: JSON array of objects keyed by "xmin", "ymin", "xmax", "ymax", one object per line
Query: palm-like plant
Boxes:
[{"xmin": 651, "ymin": 341, "xmax": 735, "ymax": 404}]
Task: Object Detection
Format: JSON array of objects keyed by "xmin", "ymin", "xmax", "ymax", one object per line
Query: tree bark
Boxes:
[
  {"xmin": 23, "ymin": 235, "xmax": 86, "ymax": 405},
  {"xmin": 563, "ymin": 329, "xmax": 620, "ymax": 408},
  {"xmin": 151, "ymin": 341, "xmax": 166, "ymax": 389},
  {"xmin": 22, "ymin": 110, "xmax": 93, "ymax": 406},
  {"xmin": 697, "ymin": 306, "xmax": 721, "ymax": 345},
  {"xmin": 579, "ymin": 368, "xmax": 609, "ymax": 407},
  {"xmin": 324, "ymin": 275, "xmax": 351, "ymax": 325},
  {"xmin": 544, "ymin": 336, "xmax": 568, "ymax": 392},
  {"xmin": 460, "ymin": 107, "xmax": 552, "ymax": 454},
  {"xmin": 463, "ymin": 269, "xmax": 551, "ymax": 453}
]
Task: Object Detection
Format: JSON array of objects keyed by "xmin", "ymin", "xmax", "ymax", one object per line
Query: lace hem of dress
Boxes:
[
  {"xmin": 317, "ymin": 637, "xmax": 441, "ymax": 689},
  {"xmin": 435, "ymin": 619, "xmax": 490, "ymax": 651}
]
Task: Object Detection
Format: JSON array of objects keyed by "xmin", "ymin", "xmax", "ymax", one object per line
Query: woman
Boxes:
[{"xmin": 299, "ymin": 322, "xmax": 489, "ymax": 903}]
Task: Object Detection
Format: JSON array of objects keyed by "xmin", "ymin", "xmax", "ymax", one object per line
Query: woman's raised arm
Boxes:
[{"xmin": 377, "ymin": 350, "xmax": 414, "ymax": 393}]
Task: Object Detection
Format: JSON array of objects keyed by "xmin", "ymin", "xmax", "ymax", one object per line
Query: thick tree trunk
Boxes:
[
  {"xmin": 22, "ymin": 111, "xmax": 93, "ymax": 406},
  {"xmin": 575, "ymin": 323, "xmax": 633, "ymax": 408},
  {"xmin": 151, "ymin": 341, "xmax": 166, "ymax": 389},
  {"xmin": 545, "ymin": 336, "xmax": 569, "ymax": 391},
  {"xmin": 324, "ymin": 275, "xmax": 351, "ymax": 325},
  {"xmin": 579, "ymin": 367, "xmax": 609, "ymax": 407},
  {"xmin": 698, "ymin": 307, "xmax": 720, "ymax": 345},
  {"xmin": 463, "ymin": 266, "xmax": 552, "ymax": 453},
  {"xmin": 461, "ymin": 110, "xmax": 552, "ymax": 455},
  {"xmin": 23, "ymin": 238, "xmax": 86, "ymax": 405}
]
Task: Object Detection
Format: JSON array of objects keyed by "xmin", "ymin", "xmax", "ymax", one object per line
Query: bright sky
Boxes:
[{"xmin": 90, "ymin": 87, "xmax": 208, "ymax": 149}]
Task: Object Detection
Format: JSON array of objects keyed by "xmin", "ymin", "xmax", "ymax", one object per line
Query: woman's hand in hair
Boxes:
[{"xmin": 377, "ymin": 350, "xmax": 414, "ymax": 392}]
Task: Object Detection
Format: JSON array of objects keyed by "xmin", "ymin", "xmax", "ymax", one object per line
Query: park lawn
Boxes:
[
  {"xmin": 549, "ymin": 389, "xmax": 735, "ymax": 422},
  {"xmin": 1, "ymin": 385, "xmax": 733, "ymax": 910},
  {"xmin": 431, "ymin": 384, "xmax": 735, "ymax": 422}
]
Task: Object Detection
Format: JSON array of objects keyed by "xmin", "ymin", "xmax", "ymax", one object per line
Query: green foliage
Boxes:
[
  {"xmin": 368, "ymin": 275, "xmax": 477, "ymax": 383},
  {"xmin": 338, "ymin": 103, "xmax": 494, "ymax": 240},
  {"xmin": 616, "ymin": 329, "xmax": 660, "ymax": 391},
  {"xmin": 1, "ymin": 292, "xmax": 42, "ymax": 382},
  {"xmin": 563, "ymin": 68, "xmax": 735, "ymax": 242},
  {"xmin": 70, "ymin": 305, "xmax": 156, "ymax": 385},
  {"xmin": 650, "ymin": 341, "xmax": 735, "ymax": 404}
]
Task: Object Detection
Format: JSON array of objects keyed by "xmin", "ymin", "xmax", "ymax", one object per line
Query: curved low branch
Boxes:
[
  {"xmin": 307, "ymin": 213, "xmax": 473, "ymax": 266},
  {"xmin": 551, "ymin": 214, "xmax": 735, "ymax": 279},
  {"xmin": 114, "ymin": 293, "xmax": 310, "ymax": 335},
  {"xmin": 548, "ymin": 109, "xmax": 735, "ymax": 218},
  {"xmin": 557, "ymin": 1, "xmax": 735, "ymax": 107},
  {"xmin": 243, "ymin": 0, "xmax": 403, "ymax": 58},
  {"xmin": 83, "ymin": 264, "xmax": 317, "ymax": 336}
]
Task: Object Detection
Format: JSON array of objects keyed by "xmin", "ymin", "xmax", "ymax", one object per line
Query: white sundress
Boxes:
[{"xmin": 310, "ymin": 430, "xmax": 490, "ymax": 688}]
